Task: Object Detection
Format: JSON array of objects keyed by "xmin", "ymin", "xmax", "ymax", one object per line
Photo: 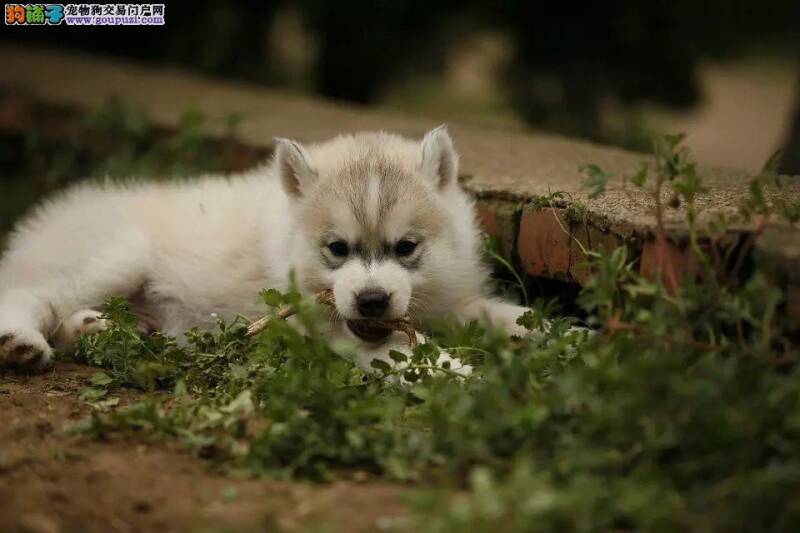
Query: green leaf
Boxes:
[
  {"xmin": 388, "ymin": 350, "xmax": 408, "ymax": 363},
  {"xmin": 78, "ymin": 387, "xmax": 108, "ymax": 402},
  {"xmin": 409, "ymin": 385, "xmax": 429, "ymax": 400},
  {"xmin": 90, "ymin": 372, "xmax": 114, "ymax": 387},
  {"xmin": 260, "ymin": 288, "xmax": 284, "ymax": 308},
  {"xmin": 221, "ymin": 390, "xmax": 254, "ymax": 415},
  {"xmin": 630, "ymin": 164, "xmax": 649, "ymax": 187},
  {"xmin": 90, "ymin": 397, "xmax": 120, "ymax": 410},
  {"xmin": 370, "ymin": 359, "xmax": 392, "ymax": 373},
  {"xmin": 221, "ymin": 486, "xmax": 238, "ymax": 502}
]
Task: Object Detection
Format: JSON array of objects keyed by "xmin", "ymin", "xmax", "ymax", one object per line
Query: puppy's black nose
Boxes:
[{"xmin": 356, "ymin": 289, "xmax": 390, "ymax": 318}]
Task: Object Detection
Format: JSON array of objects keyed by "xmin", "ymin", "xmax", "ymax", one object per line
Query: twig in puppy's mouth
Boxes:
[{"xmin": 246, "ymin": 289, "xmax": 418, "ymax": 348}]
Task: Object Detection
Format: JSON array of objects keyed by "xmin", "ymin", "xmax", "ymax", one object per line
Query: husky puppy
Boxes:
[{"xmin": 0, "ymin": 126, "xmax": 530, "ymax": 371}]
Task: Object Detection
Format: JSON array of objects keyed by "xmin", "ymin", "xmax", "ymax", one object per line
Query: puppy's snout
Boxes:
[{"xmin": 356, "ymin": 289, "xmax": 391, "ymax": 318}]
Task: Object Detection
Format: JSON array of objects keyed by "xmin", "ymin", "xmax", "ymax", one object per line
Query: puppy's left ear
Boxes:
[
  {"xmin": 419, "ymin": 124, "xmax": 459, "ymax": 189},
  {"xmin": 274, "ymin": 137, "xmax": 318, "ymax": 198}
]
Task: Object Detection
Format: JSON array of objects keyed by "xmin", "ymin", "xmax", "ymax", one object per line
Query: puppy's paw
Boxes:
[
  {"xmin": 508, "ymin": 319, "xmax": 534, "ymax": 339},
  {"xmin": 0, "ymin": 327, "xmax": 53, "ymax": 371},
  {"xmin": 434, "ymin": 350, "xmax": 472, "ymax": 377},
  {"xmin": 356, "ymin": 331, "xmax": 472, "ymax": 383},
  {"xmin": 68, "ymin": 309, "xmax": 107, "ymax": 337},
  {"xmin": 53, "ymin": 309, "xmax": 107, "ymax": 353}
]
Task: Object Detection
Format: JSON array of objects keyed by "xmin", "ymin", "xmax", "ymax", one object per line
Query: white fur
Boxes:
[{"xmin": 0, "ymin": 128, "xmax": 531, "ymax": 371}]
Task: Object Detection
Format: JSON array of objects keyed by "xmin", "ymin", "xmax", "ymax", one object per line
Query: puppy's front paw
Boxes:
[
  {"xmin": 434, "ymin": 350, "xmax": 472, "ymax": 377},
  {"xmin": 0, "ymin": 328, "xmax": 53, "ymax": 371},
  {"xmin": 356, "ymin": 331, "xmax": 472, "ymax": 382},
  {"xmin": 508, "ymin": 319, "xmax": 533, "ymax": 339},
  {"xmin": 53, "ymin": 309, "xmax": 108, "ymax": 353}
]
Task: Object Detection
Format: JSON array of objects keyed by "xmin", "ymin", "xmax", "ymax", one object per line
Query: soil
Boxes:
[{"xmin": 0, "ymin": 363, "xmax": 409, "ymax": 533}]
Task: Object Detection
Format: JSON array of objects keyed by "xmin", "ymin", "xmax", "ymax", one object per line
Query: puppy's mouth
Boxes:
[{"xmin": 346, "ymin": 320, "xmax": 393, "ymax": 343}]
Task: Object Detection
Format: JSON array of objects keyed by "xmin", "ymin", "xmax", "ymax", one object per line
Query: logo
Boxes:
[{"xmin": 5, "ymin": 4, "xmax": 165, "ymax": 26}]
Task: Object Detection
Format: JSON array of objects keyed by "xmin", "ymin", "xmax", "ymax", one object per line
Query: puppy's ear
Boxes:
[
  {"xmin": 274, "ymin": 137, "xmax": 318, "ymax": 198},
  {"xmin": 419, "ymin": 124, "xmax": 459, "ymax": 189}
]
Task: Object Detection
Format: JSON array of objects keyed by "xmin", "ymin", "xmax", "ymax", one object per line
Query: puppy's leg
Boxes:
[
  {"xmin": 351, "ymin": 330, "xmax": 472, "ymax": 381},
  {"xmin": 51, "ymin": 309, "xmax": 108, "ymax": 354},
  {"xmin": 0, "ymin": 293, "xmax": 113, "ymax": 369},
  {"xmin": 454, "ymin": 296, "xmax": 593, "ymax": 343},
  {"xmin": 0, "ymin": 236, "xmax": 149, "ymax": 370},
  {"xmin": 453, "ymin": 296, "xmax": 532, "ymax": 337},
  {"xmin": 0, "ymin": 288, "xmax": 57, "ymax": 369}
]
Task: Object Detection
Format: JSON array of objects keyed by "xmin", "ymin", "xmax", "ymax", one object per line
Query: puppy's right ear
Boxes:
[
  {"xmin": 274, "ymin": 137, "xmax": 318, "ymax": 198},
  {"xmin": 419, "ymin": 124, "xmax": 459, "ymax": 190}
]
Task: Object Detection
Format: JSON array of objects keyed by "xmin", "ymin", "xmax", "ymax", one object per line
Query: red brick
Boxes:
[
  {"xmin": 476, "ymin": 201, "xmax": 500, "ymax": 239},
  {"xmin": 517, "ymin": 208, "xmax": 571, "ymax": 278},
  {"xmin": 640, "ymin": 238, "xmax": 702, "ymax": 292},
  {"xmin": 569, "ymin": 225, "xmax": 622, "ymax": 285}
]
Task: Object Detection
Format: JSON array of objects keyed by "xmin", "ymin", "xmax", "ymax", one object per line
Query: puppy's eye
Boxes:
[
  {"xmin": 395, "ymin": 239, "xmax": 417, "ymax": 257},
  {"xmin": 328, "ymin": 241, "xmax": 349, "ymax": 257}
]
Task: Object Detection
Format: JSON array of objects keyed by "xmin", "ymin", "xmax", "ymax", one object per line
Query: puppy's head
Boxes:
[{"xmin": 276, "ymin": 126, "xmax": 481, "ymax": 331}]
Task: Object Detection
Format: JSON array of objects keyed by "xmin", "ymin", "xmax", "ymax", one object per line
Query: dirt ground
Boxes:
[{"xmin": 0, "ymin": 364, "xmax": 409, "ymax": 533}]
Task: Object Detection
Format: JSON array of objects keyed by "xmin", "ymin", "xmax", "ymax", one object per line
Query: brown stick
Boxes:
[
  {"xmin": 246, "ymin": 290, "xmax": 333, "ymax": 336},
  {"xmin": 245, "ymin": 289, "xmax": 418, "ymax": 348}
]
